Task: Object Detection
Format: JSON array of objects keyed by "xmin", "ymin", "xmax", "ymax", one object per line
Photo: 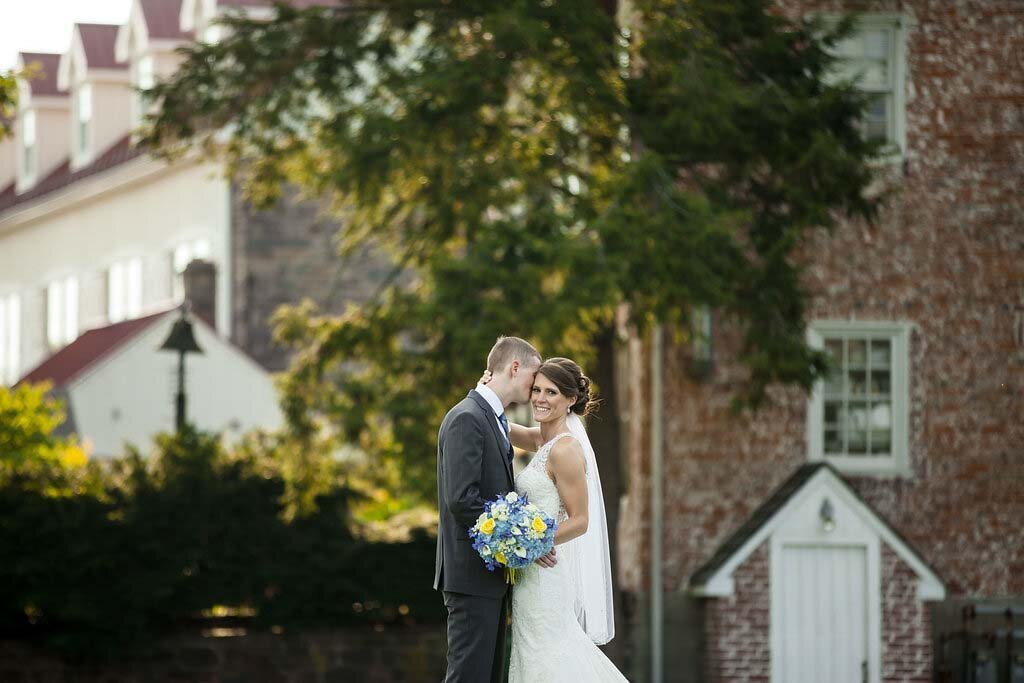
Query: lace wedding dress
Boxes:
[{"xmin": 508, "ymin": 432, "xmax": 629, "ymax": 682}]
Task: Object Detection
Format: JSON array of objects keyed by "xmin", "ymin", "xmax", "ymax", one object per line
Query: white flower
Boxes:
[
  {"xmin": 481, "ymin": 546, "xmax": 492, "ymax": 556},
  {"xmin": 505, "ymin": 491, "xmax": 520, "ymax": 503},
  {"xmin": 477, "ymin": 512, "xmax": 489, "ymax": 525},
  {"xmin": 525, "ymin": 503, "xmax": 539, "ymax": 513},
  {"xmin": 514, "ymin": 546, "xmax": 528, "ymax": 558},
  {"xmin": 510, "ymin": 526, "xmax": 522, "ymax": 536}
]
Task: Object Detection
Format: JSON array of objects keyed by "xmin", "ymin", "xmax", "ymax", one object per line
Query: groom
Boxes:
[{"xmin": 434, "ymin": 336, "xmax": 550, "ymax": 683}]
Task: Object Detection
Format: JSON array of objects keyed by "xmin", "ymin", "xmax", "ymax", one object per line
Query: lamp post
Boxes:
[{"xmin": 159, "ymin": 305, "xmax": 203, "ymax": 431}]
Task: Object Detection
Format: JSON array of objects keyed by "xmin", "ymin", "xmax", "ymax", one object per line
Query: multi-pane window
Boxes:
[
  {"xmin": 822, "ymin": 336, "xmax": 893, "ymax": 456},
  {"xmin": 21, "ymin": 110, "xmax": 36, "ymax": 177},
  {"xmin": 828, "ymin": 16, "xmax": 907, "ymax": 155},
  {"xmin": 76, "ymin": 84, "xmax": 92, "ymax": 156},
  {"xmin": 808, "ymin": 321, "xmax": 910, "ymax": 475},
  {"xmin": 46, "ymin": 276, "xmax": 79, "ymax": 349},
  {"xmin": 107, "ymin": 258, "xmax": 143, "ymax": 323},
  {"xmin": 0, "ymin": 294, "xmax": 21, "ymax": 385},
  {"xmin": 170, "ymin": 239, "xmax": 211, "ymax": 301}
]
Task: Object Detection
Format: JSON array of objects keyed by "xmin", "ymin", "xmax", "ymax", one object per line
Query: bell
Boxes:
[{"xmin": 159, "ymin": 317, "xmax": 203, "ymax": 355}]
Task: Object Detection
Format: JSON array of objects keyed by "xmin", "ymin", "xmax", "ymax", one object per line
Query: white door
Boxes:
[{"xmin": 777, "ymin": 544, "xmax": 869, "ymax": 683}]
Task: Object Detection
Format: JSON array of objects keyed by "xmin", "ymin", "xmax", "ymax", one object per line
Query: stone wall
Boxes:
[
  {"xmin": 0, "ymin": 625, "xmax": 447, "ymax": 683},
  {"xmin": 229, "ymin": 184, "xmax": 395, "ymax": 372},
  {"xmin": 704, "ymin": 542, "xmax": 771, "ymax": 683},
  {"xmin": 881, "ymin": 546, "xmax": 933, "ymax": 682}
]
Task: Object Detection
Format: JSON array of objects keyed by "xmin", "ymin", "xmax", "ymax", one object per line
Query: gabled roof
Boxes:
[
  {"xmin": 18, "ymin": 309, "xmax": 173, "ymax": 388},
  {"xmin": 141, "ymin": 0, "xmax": 192, "ymax": 39},
  {"xmin": 76, "ymin": 24, "xmax": 127, "ymax": 70},
  {"xmin": 690, "ymin": 463, "xmax": 823, "ymax": 588},
  {"xmin": 0, "ymin": 134, "xmax": 145, "ymax": 216},
  {"xmin": 18, "ymin": 53, "xmax": 67, "ymax": 97},
  {"xmin": 688, "ymin": 462, "xmax": 946, "ymax": 601}
]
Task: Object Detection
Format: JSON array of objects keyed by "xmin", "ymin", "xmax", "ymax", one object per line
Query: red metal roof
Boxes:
[
  {"xmin": 0, "ymin": 134, "xmax": 146, "ymax": 216},
  {"xmin": 17, "ymin": 309, "xmax": 173, "ymax": 387},
  {"xmin": 18, "ymin": 53, "xmax": 67, "ymax": 97},
  {"xmin": 140, "ymin": 0, "xmax": 192, "ymax": 40},
  {"xmin": 76, "ymin": 24, "xmax": 127, "ymax": 70}
]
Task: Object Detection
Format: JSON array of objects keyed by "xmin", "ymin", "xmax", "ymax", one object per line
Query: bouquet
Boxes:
[{"xmin": 469, "ymin": 491, "xmax": 558, "ymax": 584}]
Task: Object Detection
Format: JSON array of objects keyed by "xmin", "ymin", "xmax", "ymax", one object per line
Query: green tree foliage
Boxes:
[
  {"xmin": 143, "ymin": 0, "xmax": 881, "ymax": 501},
  {"xmin": 0, "ymin": 424, "xmax": 442, "ymax": 658},
  {"xmin": 0, "ymin": 67, "xmax": 16, "ymax": 138},
  {"xmin": 0, "ymin": 383, "xmax": 96, "ymax": 496}
]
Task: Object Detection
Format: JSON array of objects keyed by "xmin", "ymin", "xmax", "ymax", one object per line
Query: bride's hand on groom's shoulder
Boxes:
[
  {"xmin": 479, "ymin": 370, "xmax": 492, "ymax": 385},
  {"xmin": 534, "ymin": 547, "xmax": 557, "ymax": 569}
]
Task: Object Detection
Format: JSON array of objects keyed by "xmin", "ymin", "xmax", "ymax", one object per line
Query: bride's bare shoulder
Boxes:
[{"xmin": 547, "ymin": 436, "xmax": 585, "ymax": 470}]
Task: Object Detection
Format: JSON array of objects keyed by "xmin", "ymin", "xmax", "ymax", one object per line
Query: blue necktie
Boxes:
[{"xmin": 498, "ymin": 413, "xmax": 511, "ymax": 456}]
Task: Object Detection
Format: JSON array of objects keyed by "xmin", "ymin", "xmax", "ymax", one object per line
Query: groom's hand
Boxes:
[{"xmin": 534, "ymin": 548, "xmax": 557, "ymax": 568}]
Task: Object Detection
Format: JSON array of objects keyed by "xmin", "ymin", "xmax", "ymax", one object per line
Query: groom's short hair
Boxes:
[{"xmin": 487, "ymin": 336, "xmax": 541, "ymax": 373}]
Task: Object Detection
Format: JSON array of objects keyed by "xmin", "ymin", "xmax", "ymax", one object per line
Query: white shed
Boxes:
[{"xmin": 18, "ymin": 307, "xmax": 282, "ymax": 457}]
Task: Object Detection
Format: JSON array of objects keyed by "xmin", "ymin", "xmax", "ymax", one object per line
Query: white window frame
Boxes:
[
  {"xmin": 0, "ymin": 294, "xmax": 21, "ymax": 385},
  {"xmin": 76, "ymin": 83, "xmax": 93, "ymax": 159},
  {"xmin": 46, "ymin": 276, "xmax": 79, "ymax": 350},
  {"xmin": 806, "ymin": 320, "xmax": 911, "ymax": 477},
  {"xmin": 107, "ymin": 258, "xmax": 144, "ymax": 323},
  {"xmin": 21, "ymin": 110, "xmax": 37, "ymax": 180},
  {"xmin": 819, "ymin": 13, "xmax": 910, "ymax": 161},
  {"xmin": 133, "ymin": 55, "xmax": 156, "ymax": 130}
]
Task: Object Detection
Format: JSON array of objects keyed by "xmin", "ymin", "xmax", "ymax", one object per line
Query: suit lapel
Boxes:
[{"xmin": 468, "ymin": 391, "xmax": 515, "ymax": 486}]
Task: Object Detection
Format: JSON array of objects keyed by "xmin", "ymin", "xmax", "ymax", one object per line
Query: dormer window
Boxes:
[
  {"xmin": 75, "ymin": 84, "xmax": 92, "ymax": 157},
  {"xmin": 21, "ymin": 111, "xmax": 36, "ymax": 178},
  {"xmin": 134, "ymin": 56, "xmax": 155, "ymax": 128}
]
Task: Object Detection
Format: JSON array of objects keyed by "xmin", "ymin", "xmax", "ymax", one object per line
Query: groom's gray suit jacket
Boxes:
[{"xmin": 434, "ymin": 390, "xmax": 515, "ymax": 599}]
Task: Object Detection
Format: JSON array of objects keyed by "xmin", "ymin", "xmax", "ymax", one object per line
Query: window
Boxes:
[
  {"xmin": 0, "ymin": 294, "xmax": 21, "ymax": 385},
  {"xmin": 827, "ymin": 15, "xmax": 908, "ymax": 156},
  {"xmin": 807, "ymin": 321, "xmax": 910, "ymax": 476},
  {"xmin": 134, "ymin": 56, "xmax": 155, "ymax": 128},
  {"xmin": 21, "ymin": 110, "xmax": 36, "ymax": 178},
  {"xmin": 170, "ymin": 239, "xmax": 211, "ymax": 301},
  {"xmin": 76, "ymin": 84, "xmax": 92, "ymax": 156},
  {"xmin": 137, "ymin": 56, "xmax": 155, "ymax": 90},
  {"xmin": 46, "ymin": 277, "xmax": 79, "ymax": 349},
  {"xmin": 107, "ymin": 258, "xmax": 143, "ymax": 323}
]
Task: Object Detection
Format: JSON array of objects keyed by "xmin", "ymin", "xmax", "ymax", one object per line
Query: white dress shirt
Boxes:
[{"xmin": 474, "ymin": 383, "xmax": 509, "ymax": 448}]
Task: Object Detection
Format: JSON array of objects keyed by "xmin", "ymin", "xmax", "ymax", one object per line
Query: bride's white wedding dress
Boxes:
[{"xmin": 509, "ymin": 432, "xmax": 629, "ymax": 682}]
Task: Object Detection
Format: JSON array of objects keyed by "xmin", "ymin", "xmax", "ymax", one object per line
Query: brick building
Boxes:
[{"xmin": 617, "ymin": 2, "xmax": 1023, "ymax": 682}]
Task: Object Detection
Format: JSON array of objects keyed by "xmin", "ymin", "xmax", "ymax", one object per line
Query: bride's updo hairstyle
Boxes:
[{"xmin": 537, "ymin": 357, "xmax": 599, "ymax": 417}]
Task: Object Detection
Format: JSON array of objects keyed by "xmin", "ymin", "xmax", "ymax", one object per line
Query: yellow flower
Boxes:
[
  {"xmin": 480, "ymin": 518, "xmax": 496, "ymax": 535},
  {"xmin": 495, "ymin": 551, "xmax": 508, "ymax": 565},
  {"xmin": 531, "ymin": 516, "xmax": 547, "ymax": 534}
]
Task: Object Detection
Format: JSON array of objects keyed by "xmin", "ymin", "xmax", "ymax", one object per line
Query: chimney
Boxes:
[{"xmin": 183, "ymin": 259, "xmax": 216, "ymax": 330}]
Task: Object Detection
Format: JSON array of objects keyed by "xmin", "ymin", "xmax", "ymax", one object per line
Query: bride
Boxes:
[{"xmin": 484, "ymin": 357, "xmax": 628, "ymax": 682}]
